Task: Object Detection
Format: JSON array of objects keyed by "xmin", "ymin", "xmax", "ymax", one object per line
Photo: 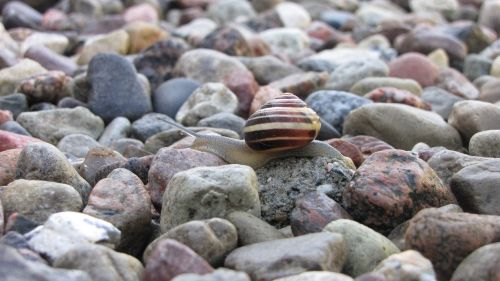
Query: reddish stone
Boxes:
[
  {"xmin": 249, "ymin": 86, "xmax": 283, "ymax": 115},
  {"xmin": 0, "ymin": 131, "xmax": 43, "ymax": 152},
  {"xmin": 306, "ymin": 21, "xmax": 353, "ymax": 49},
  {"xmin": 0, "ymin": 110, "xmax": 13, "ymax": 125},
  {"xmin": 147, "ymin": 148, "xmax": 226, "ymax": 210},
  {"xmin": 0, "ymin": 148, "xmax": 22, "ymax": 186},
  {"xmin": 342, "ymin": 149, "xmax": 455, "ymax": 234},
  {"xmin": 269, "ymin": 72, "xmax": 329, "ymax": 100},
  {"xmin": 123, "ymin": 3, "xmax": 159, "ymax": 23},
  {"xmin": 388, "ymin": 53, "xmax": 438, "ymax": 87},
  {"xmin": 342, "ymin": 135, "xmax": 394, "ymax": 157},
  {"xmin": 18, "ymin": 71, "xmax": 72, "ymax": 104},
  {"xmin": 143, "ymin": 239, "xmax": 213, "ymax": 281},
  {"xmin": 365, "ymin": 87, "xmax": 432, "ymax": 110},
  {"xmin": 326, "ymin": 139, "xmax": 364, "ymax": 167},
  {"xmin": 222, "ymin": 70, "xmax": 260, "ymax": 118},
  {"xmin": 41, "ymin": 8, "xmax": 67, "ymax": 30},
  {"xmin": 290, "ymin": 191, "xmax": 351, "ymax": 236},
  {"xmin": 405, "ymin": 208, "xmax": 500, "ymax": 281},
  {"xmin": 198, "ymin": 27, "xmax": 254, "ymax": 57}
]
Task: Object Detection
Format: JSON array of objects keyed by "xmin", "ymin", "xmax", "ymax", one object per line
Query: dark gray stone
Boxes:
[
  {"xmin": 153, "ymin": 78, "xmax": 200, "ymax": 119},
  {"xmin": 131, "ymin": 112, "xmax": 176, "ymax": 142},
  {"xmin": 0, "ymin": 93, "xmax": 28, "ymax": 118},
  {"xmin": 0, "ymin": 120, "xmax": 31, "ymax": 136},
  {"xmin": 421, "ymin": 87, "xmax": 464, "ymax": 120},
  {"xmin": 2, "ymin": 1, "xmax": 42, "ymax": 29}
]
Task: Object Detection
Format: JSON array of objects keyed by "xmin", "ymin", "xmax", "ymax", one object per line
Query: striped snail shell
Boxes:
[{"xmin": 244, "ymin": 93, "xmax": 321, "ymax": 152}]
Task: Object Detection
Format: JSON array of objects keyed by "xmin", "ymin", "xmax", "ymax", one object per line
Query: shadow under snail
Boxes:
[{"xmin": 167, "ymin": 93, "xmax": 354, "ymax": 169}]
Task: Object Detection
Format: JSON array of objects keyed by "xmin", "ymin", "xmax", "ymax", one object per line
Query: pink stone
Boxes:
[
  {"xmin": 389, "ymin": 52, "xmax": 439, "ymax": 87},
  {"xmin": 326, "ymin": 138, "xmax": 364, "ymax": 167},
  {"xmin": 0, "ymin": 130, "xmax": 43, "ymax": 152},
  {"xmin": 41, "ymin": 8, "xmax": 67, "ymax": 30},
  {"xmin": 123, "ymin": 3, "xmax": 159, "ymax": 23},
  {"xmin": 0, "ymin": 148, "xmax": 22, "ymax": 186},
  {"xmin": 0, "ymin": 110, "xmax": 13, "ymax": 125},
  {"xmin": 249, "ymin": 86, "xmax": 283, "ymax": 115}
]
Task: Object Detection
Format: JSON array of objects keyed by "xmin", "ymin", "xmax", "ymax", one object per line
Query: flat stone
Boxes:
[
  {"xmin": 448, "ymin": 100, "xmax": 500, "ymax": 142},
  {"xmin": 1, "ymin": 179, "xmax": 82, "ymax": 225},
  {"xmin": 451, "ymin": 243, "xmax": 500, "ymax": 281},
  {"xmin": 351, "ymin": 77, "xmax": 422, "ymax": 96},
  {"xmin": 16, "ymin": 107, "xmax": 104, "ymax": 145},
  {"xmin": 344, "ymin": 103, "xmax": 463, "ymax": 150},
  {"xmin": 227, "ymin": 211, "xmax": 285, "ymax": 245},
  {"xmin": 160, "ymin": 164, "xmax": 260, "ymax": 231},
  {"xmin": 225, "ymin": 232, "xmax": 346, "ymax": 281}
]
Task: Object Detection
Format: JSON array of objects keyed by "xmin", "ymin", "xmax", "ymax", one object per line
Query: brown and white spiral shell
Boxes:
[{"xmin": 244, "ymin": 93, "xmax": 321, "ymax": 152}]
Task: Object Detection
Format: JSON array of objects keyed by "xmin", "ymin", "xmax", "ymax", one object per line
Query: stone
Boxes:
[
  {"xmin": 148, "ymin": 147, "xmax": 226, "ymax": 209},
  {"xmin": 87, "ymin": 53, "xmax": 152, "ymax": 123},
  {"xmin": 20, "ymin": 32, "xmax": 69, "ymax": 55},
  {"xmin": 143, "ymin": 239, "xmax": 214, "ymax": 281},
  {"xmin": 257, "ymin": 155, "xmax": 354, "ymax": 228},
  {"xmin": 123, "ymin": 3, "xmax": 159, "ymax": 23},
  {"xmin": 388, "ymin": 53, "xmax": 439, "ymax": 87},
  {"xmin": 25, "ymin": 212, "xmax": 121, "ymax": 262},
  {"xmin": 405, "ymin": 208, "xmax": 500, "ymax": 281},
  {"xmin": 25, "ymin": 45, "xmax": 78, "ymax": 76},
  {"xmin": 134, "ymin": 38, "xmax": 190, "ymax": 90},
  {"xmin": 463, "ymin": 54, "xmax": 493, "ymax": 81},
  {"xmin": 77, "ymin": 30, "xmax": 130, "ymax": 65},
  {"xmin": 272, "ymin": 272, "xmax": 354, "ymax": 281},
  {"xmin": 451, "ymin": 243, "xmax": 500, "ymax": 281},
  {"xmin": 269, "ymin": 72, "xmax": 329, "ymax": 99},
  {"xmin": 239, "ymin": 56, "xmax": 302, "ymax": 85},
  {"xmin": 435, "ymin": 68, "xmax": 479, "ymax": 100},
  {"xmin": 160, "ymin": 164, "xmax": 260, "ymax": 231},
  {"xmin": 79, "ymin": 147, "xmax": 126, "ymax": 186},
  {"xmin": 1, "ymin": 120, "xmax": 31, "ymax": 136},
  {"xmin": 428, "ymin": 48, "xmax": 449, "ymax": 69},
  {"xmin": 83, "ymin": 169, "xmax": 151, "ymax": 256},
  {"xmin": 448, "ymin": 100, "xmax": 500, "ymax": 141},
  {"xmin": 260, "ymin": 28, "xmax": 309, "ymax": 58},
  {"xmin": 306, "ymin": 90, "xmax": 372, "ymax": 134},
  {"xmin": 1, "ymin": 179, "xmax": 82, "ymax": 224},
  {"xmin": 18, "ymin": 71, "xmax": 72, "ymax": 104},
  {"xmin": 225, "ymin": 232, "xmax": 346, "ymax": 281},
  {"xmin": 174, "ymin": 18, "xmax": 217, "ymax": 45},
  {"xmin": 153, "ymin": 78, "xmax": 201, "ymax": 119},
  {"xmin": 326, "ymin": 58, "xmax": 389, "ymax": 91},
  {"xmin": 0, "ymin": 148, "xmax": 21, "ymax": 185},
  {"xmin": 176, "ymin": 83, "xmax": 238, "ymax": 126},
  {"xmin": 98, "ymin": 117, "xmax": 131, "ymax": 147},
  {"xmin": 197, "ymin": 113, "xmax": 245, "ymax": 138},
  {"xmin": 110, "ymin": 138, "xmax": 146, "ymax": 157},
  {"xmin": 57, "ymin": 134, "xmax": 102, "ymax": 158},
  {"xmin": 125, "ymin": 21, "xmax": 168, "ymax": 54},
  {"xmin": 341, "ymin": 135, "xmax": 394, "ymax": 158},
  {"xmin": 364, "ymin": 87, "xmax": 431, "ymax": 110},
  {"xmin": 198, "ymin": 26, "xmax": 253, "ymax": 57},
  {"xmin": 478, "ymin": 77, "xmax": 500, "ymax": 103},
  {"xmin": 0, "ymin": 109, "xmax": 12, "ymax": 124},
  {"xmin": 373, "ymin": 250, "xmax": 436, "ymax": 281},
  {"xmin": 53, "ymin": 244, "xmax": 143, "ymax": 281},
  {"xmin": 91, "ymin": 155, "xmax": 153, "ymax": 185},
  {"xmin": 421, "ymin": 87, "xmax": 464, "ymax": 120},
  {"xmin": 16, "ymin": 107, "xmax": 104, "ymax": 145},
  {"xmin": 479, "ymin": 0, "xmax": 500, "ymax": 34},
  {"xmin": 172, "ymin": 269, "xmax": 251, "ymax": 281},
  {"xmin": 326, "ymin": 139, "xmax": 364, "ymax": 167},
  {"xmin": 342, "ymin": 149, "xmax": 455, "ymax": 233},
  {"xmin": 0, "ymin": 130, "xmax": 42, "ymax": 152},
  {"xmin": 206, "ymin": 0, "xmax": 256, "ymax": 25},
  {"xmin": 469, "ymin": 130, "xmax": 500, "ymax": 157},
  {"xmin": 291, "ymin": 191, "xmax": 351, "ymax": 236},
  {"xmin": 451, "ymin": 159, "xmax": 500, "ymax": 215},
  {"xmin": 491, "ymin": 56, "xmax": 500, "ymax": 78},
  {"xmin": 16, "ymin": 142, "xmax": 92, "ymax": 203},
  {"xmin": 275, "ymin": 2, "xmax": 311, "ymax": 29},
  {"xmin": 0, "ymin": 59, "xmax": 46, "ymax": 97},
  {"xmin": 29, "ymin": 102, "xmax": 57, "ymax": 111},
  {"xmin": 227, "ymin": 211, "xmax": 285, "ymax": 245},
  {"xmin": 351, "ymin": 77, "xmax": 422, "ymax": 97},
  {"xmin": 324, "ymin": 219, "xmax": 400, "ymax": 277},
  {"xmin": 2, "ymin": 2, "xmax": 43, "ymax": 29},
  {"xmin": 344, "ymin": 103, "xmax": 463, "ymax": 150},
  {"xmin": 174, "ymin": 49, "xmax": 259, "ymax": 117},
  {"xmin": 410, "ymin": 0, "xmax": 459, "ymax": 17},
  {"xmin": 145, "ymin": 218, "xmax": 237, "ymax": 266},
  {"xmin": 130, "ymin": 113, "xmax": 176, "ymax": 142},
  {"xmin": 0, "ymin": 93, "xmax": 28, "ymax": 118},
  {"xmin": 0, "ymin": 244, "xmax": 92, "ymax": 281}
]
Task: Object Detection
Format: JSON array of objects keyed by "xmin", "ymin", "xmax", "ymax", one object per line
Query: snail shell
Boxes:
[{"xmin": 244, "ymin": 93, "xmax": 321, "ymax": 152}]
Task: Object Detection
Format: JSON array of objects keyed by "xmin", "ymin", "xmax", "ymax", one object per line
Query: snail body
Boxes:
[{"xmin": 168, "ymin": 93, "xmax": 353, "ymax": 169}]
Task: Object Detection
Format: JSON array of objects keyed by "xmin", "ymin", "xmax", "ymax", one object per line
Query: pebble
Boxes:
[
  {"xmin": 364, "ymin": 87, "xmax": 431, "ymax": 110},
  {"xmin": 0, "ymin": 93, "xmax": 28, "ymax": 118},
  {"xmin": 0, "ymin": 109, "xmax": 13, "ymax": 124},
  {"xmin": 225, "ymin": 232, "xmax": 346, "ymax": 281},
  {"xmin": 176, "ymin": 83, "xmax": 238, "ymax": 126},
  {"xmin": 172, "ymin": 269, "xmax": 251, "ymax": 281},
  {"xmin": 463, "ymin": 54, "xmax": 492, "ymax": 81},
  {"xmin": 53, "ymin": 244, "xmax": 144, "ymax": 281},
  {"xmin": 199, "ymin": 26, "xmax": 253, "ymax": 57},
  {"xmin": 17, "ymin": 107, "xmax": 104, "ymax": 145},
  {"xmin": 78, "ymin": 146, "xmax": 126, "ymax": 186},
  {"xmin": 324, "ymin": 219, "xmax": 400, "ymax": 277},
  {"xmin": 0, "ymin": 130, "xmax": 41, "ymax": 152},
  {"xmin": 372, "ymin": 250, "xmax": 436, "ymax": 281},
  {"xmin": 145, "ymin": 218, "xmax": 237, "ymax": 266},
  {"xmin": 326, "ymin": 58, "xmax": 389, "ymax": 91},
  {"xmin": 435, "ymin": 67, "xmax": 479, "ymax": 99},
  {"xmin": 306, "ymin": 90, "xmax": 372, "ymax": 134},
  {"xmin": 83, "ymin": 168, "xmax": 151, "ymax": 256},
  {"xmin": 448, "ymin": 100, "xmax": 500, "ymax": 141},
  {"xmin": 143, "ymin": 239, "xmax": 214, "ymax": 281},
  {"xmin": 405, "ymin": 208, "xmax": 500, "ymax": 281},
  {"xmin": 479, "ymin": 0, "xmax": 500, "ymax": 33},
  {"xmin": 478, "ymin": 77, "xmax": 500, "ymax": 103},
  {"xmin": 260, "ymin": 28, "xmax": 310, "ymax": 59},
  {"xmin": 1, "ymin": 179, "xmax": 82, "ymax": 224},
  {"xmin": 421, "ymin": 87, "xmax": 464, "ymax": 119},
  {"xmin": 450, "ymin": 243, "xmax": 500, "ymax": 281},
  {"xmin": 197, "ymin": 112, "xmax": 245, "ymax": 138},
  {"xmin": 98, "ymin": 116, "xmax": 131, "ymax": 147},
  {"xmin": 0, "ymin": 148, "xmax": 21, "ymax": 185},
  {"xmin": 153, "ymin": 78, "xmax": 201, "ymax": 119},
  {"xmin": 326, "ymin": 139, "xmax": 364, "ymax": 167},
  {"xmin": 345, "ymin": 103, "xmax": 463, "ymax": 150},
  {"xmin": 239, "ymin": 56, "xmax": 302, "ymax": 85},
  {"xmin": 125, "ymin": 21, "xmax": 167, "ymax": 54},
  {"xmin": 57, "ymin": 134, "xmax": 102, "ymax": 158},
  {"xmin": 0, "ymin": 59, "xmax": 46, "ymax": 96},
  {"xmin": 388, "ymin": 53, "xmax": 439, "ymax": 87},
  {"xmin": 123, "ymin": 3, "xmax": 159, "ymax": 23},
  {"xmin": 342, "ymin": 135, "xmax": 394, "ymax": 157},
  {"xmin": 290, "ymin": 191, "xmax": 351, "ymax": 236},
  {"xmin": 160, "ymin": 164, "xmax": 260, "ymax": 231},
  {"xmin": 25, "ymin": 211, "xmax": 121, "ymax": 262},
  {"xmin": 173, "ymin": 18, "xmax": 217, "ymax": 45},
  {"xmin": 226, "ymin": 211, "xmax": 285, "ymax": 245},
  {"xmin": 15, "ymin": 142, "xmax": 92, "ymax": 203},
  {"xmin": 130, "ymin": 113, "xmax": 176, "ymax": 142},
  {"xmin": 269, "ymin": 72, "xmax": 329, "ymax": 99},
  {"xmin": 86, "ymin": 53, "xmax": 152, "ymax": 123},
  {"xmin": 350, "ymin": 77, "xmax": 422, "ymax": 97},
  {"xmin": 2, "ymin": 1, "xmax": 43, "ymax": 29},
  {"xmin": 273, "ymin": 272, "xmax": 354, "ymax": 281},
  {"xmin": 77, "ymin": 30, "xmax": 130, "ymax": 65},
  {"xmin": 110, "ymin": 138, "xmax": 146, "ymax": 157},
  {"xmin": 20, "ymin": 31, "xmax": 69, "ymax": 55},
  {"xmin": 468, "ymin": 130, "xmax": 500, "ymax": 157}
]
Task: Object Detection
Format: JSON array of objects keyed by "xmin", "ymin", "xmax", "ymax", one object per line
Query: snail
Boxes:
[{"xmin": 167, "ymin": 93, "xmax": 354, "ymax": 169}]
